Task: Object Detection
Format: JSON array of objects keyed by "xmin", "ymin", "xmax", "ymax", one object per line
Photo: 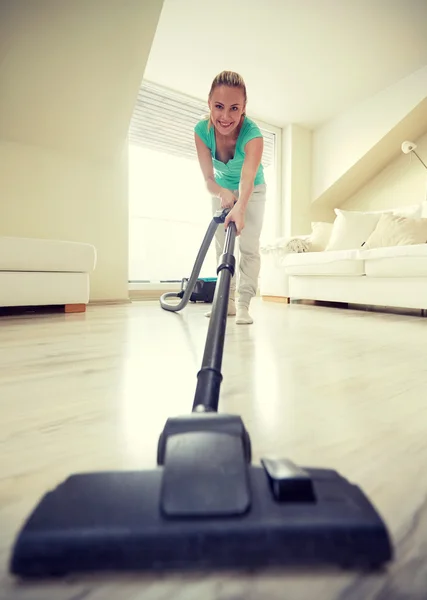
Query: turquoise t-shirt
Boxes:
[{"xmin": 194, "ymin": 115, "xmax": 265, "ymax": 190}]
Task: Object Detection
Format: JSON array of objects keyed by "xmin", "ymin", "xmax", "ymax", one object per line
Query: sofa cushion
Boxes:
[
  {"xmin": 309, "ymin": 221, "xmax": 334, "ymax": 251},
  {"xmin": 284, "ymin": 249, "xmax": 364, "ymax": 276},
  {"xmin": 0, "ymin": 236, "xmax": 97, "ymax": 273},
  {"xmin": 325, "ymin": 209, "xmax": 382, "ymax": 251},
  {"xmin": 360, "ymin": 244, "xmax": 427, "ymax": 277},
  {"xmin": 324, "ymin": 205, "xmax": 425, "ymax": 252},
  {"xmin": 363, "ymin": 213, "xmax": 427, "ymax": 250}
]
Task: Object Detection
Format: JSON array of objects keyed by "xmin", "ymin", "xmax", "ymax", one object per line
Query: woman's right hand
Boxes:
[{"xmin": 219, "ymin": 188, "xmax": 237, "ymax": 210}]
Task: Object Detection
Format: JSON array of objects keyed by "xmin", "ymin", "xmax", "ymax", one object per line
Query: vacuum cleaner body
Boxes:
[
  {"xmin": 9, "ymin": 209, "xmax": 393, "ymax": 577},
  {"xmin": 179, "ymin": 277, "xmax": 217, "ymax": 303}
]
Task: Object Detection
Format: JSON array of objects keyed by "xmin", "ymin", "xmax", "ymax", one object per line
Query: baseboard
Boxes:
[
  {"xmin": 88, "ymin": 298, "xmax": 131, "ymax": 306},
  {"xmin": 129, "ymin": 290, "xmax": 167, "ymax": 301}
]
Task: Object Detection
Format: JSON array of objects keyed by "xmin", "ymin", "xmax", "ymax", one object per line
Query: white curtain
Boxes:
[{"xmin": 129, "ymin": 145, "xmax": 218, "ymax": 282}]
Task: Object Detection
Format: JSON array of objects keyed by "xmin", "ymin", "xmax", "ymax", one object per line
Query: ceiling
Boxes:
[
  {"xmin": 144, "ymin": 0, "xmax": 427, "ymax": 128},
  {"xmin": 0, "ymin": 0, "xmax": 164, "ymax": 160}
]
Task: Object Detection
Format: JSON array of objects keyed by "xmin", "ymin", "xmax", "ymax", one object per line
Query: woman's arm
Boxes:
[
  {"xmin": 236, "ymin": 137, "xmax": 264, "ymax": 211},
  {"xmin": 194, "ymin": 133, "xmax": 236, "ymax": 208},
  {"xmin": 194, "ymin": 133, "xmax": 222, "ymax": 197},
  {"xmin": 225, "ymin": 137, "xmax": 263, "ymax": 234}
]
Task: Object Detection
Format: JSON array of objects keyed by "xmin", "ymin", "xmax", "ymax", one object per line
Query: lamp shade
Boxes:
[{"xmin": 402, "ymin": 140, "xmax": 417, "ymax": 154}]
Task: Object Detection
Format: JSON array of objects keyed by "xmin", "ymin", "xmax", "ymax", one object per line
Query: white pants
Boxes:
[{"xmin": 211, "ymin": 183, "xmax": 266, "ymax": 307}]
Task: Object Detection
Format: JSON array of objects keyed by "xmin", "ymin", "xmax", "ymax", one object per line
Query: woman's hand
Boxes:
[
  {"xmin": 219, "ymin": 188, "xmax": 237, "ymax": 209},
  {"xmin": 224, "ymin": 203, "xmax": 245, "ymax": 235}
]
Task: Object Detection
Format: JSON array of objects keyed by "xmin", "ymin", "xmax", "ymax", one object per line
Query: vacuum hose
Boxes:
[{"xmin": 159, "ymin": 208, "xmax": 230, "ymax": 312}]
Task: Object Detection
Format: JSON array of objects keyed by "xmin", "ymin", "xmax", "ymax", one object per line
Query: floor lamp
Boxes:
[{"xmin": 401, "ymin": 140, "xmax": 427, "ymax": 204}]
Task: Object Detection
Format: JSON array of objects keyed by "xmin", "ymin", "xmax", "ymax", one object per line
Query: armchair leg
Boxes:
[
  {"xmin": 262, "ymin": 296, "xmax": 290, "ymax": 304},
  {"xmin": 64, "ymin": 304, "xmax": 86, "ymax": 313}
]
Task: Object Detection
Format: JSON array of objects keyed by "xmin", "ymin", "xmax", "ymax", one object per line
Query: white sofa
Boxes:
[
  {"xmin": 260, "ymin": 203, "xmax": 427, "ymax": 315},
  {"xmin": 0, "ymin": 236, "xmax": 97, "ymax": 312}
]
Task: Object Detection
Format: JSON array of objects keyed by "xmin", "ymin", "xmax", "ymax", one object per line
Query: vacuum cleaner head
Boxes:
[
  {"xmin": 9, "ymin": 217, "xmax": 393, "ymax": 577},
  {"xmin": 10, "ymin": 413, "xmax": 392, "ymax": 577}
]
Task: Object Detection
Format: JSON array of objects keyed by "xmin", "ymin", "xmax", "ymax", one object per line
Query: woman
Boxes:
[{"xmin": 194, "ymin": 70, "xmax": 266, "ymax": 325}]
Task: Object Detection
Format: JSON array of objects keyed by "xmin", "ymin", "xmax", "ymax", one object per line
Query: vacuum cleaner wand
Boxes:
[
  {"xmin": 193, "ymin": 217, "xmax": 236, "ymax": 413},
  {"xmin": 9, "ymin": 211, "xmax": 393, "ymax": 577}
]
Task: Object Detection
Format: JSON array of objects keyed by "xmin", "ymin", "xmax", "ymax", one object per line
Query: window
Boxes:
[{"xmin": 128, "ymin": 81, "xmax": 281, "ymax": 286}]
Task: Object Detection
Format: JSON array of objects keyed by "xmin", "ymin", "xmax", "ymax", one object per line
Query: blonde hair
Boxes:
[
  {"xmin": 207, "ymin": 70, "xmax": 247, "ymax": 128},
  {"xmin": 209, "ymin": 70, "xmax": 247, "ymax": 103}
]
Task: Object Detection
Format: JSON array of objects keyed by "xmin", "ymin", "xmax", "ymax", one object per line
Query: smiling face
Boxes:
[{"xmin": 208, "ymin": 85, "xmax": 246, "ymax": 137}]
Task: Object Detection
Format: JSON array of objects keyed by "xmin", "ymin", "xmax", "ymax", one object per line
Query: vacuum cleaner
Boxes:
[
  {"xmin": 159, "ymin": 208, "xmax": 227, "ymax": 312},
  {"xmin": 9, "ymin": 209, "xmax": 393, "ymax": 577}
]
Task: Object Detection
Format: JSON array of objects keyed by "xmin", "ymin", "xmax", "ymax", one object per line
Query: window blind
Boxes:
[{"xmin": 129, "ymin": 80, "xmax": 275, "ymax": 168}]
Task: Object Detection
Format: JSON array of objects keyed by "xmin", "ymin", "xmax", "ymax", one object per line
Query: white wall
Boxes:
[
  {"xmin": 312, "ymin": 66, "xmax": 427, "ymax": 202},
  {"xmin": 342, "ymin": 130, "xmax": 427, "ymax": 212},
  {"xmin": 282, "ymin": 124, "xmax": 312, "ymax": 237},
  {"xmin": 0, "ymin": 141, "xmax": 129, "ymax": 301},
  {"xmin": 0, "ymin": 0, "xmax": 164, "ymax": 301}
]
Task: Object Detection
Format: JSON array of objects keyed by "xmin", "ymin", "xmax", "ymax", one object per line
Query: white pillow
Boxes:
[
  {"xmin": 363, "ymin": 213, "xmax": 427, "ymax": 250},
  {"xmin": 325, "ymin": 209, "xmax": 381, "ymax": 251},
  {"xmin": 309, "ymin": 222, "xmax": 334, "ymax": 252}
]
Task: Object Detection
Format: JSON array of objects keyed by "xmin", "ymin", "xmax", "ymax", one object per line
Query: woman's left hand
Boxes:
[{"xmin": 224, "ymin": 203, "xmax": 245, "ymax": 235}]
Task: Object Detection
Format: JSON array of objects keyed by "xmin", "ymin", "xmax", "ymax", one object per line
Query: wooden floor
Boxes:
[{"xmin": 1, "ymin": 299, "xmax": 427, "ymax": 599}]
